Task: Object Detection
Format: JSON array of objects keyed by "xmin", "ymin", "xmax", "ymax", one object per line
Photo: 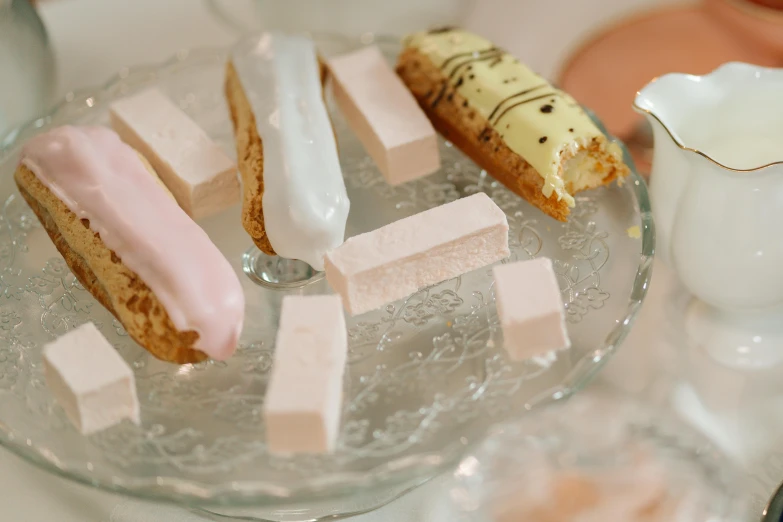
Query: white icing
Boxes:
[{"xmin": 231, "ymin": 33, "xmax": 350, "ymax": 271}]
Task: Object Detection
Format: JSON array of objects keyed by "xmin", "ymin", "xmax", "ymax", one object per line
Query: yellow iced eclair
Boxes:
[{"xmin": 396, "ymin": 28, "xmax": 629, "ymax": 221}]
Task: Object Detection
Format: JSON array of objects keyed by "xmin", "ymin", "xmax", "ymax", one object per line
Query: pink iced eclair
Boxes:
[{"xmin": 16, "ymin": 125, "xmax": 245, "ymax": 364}]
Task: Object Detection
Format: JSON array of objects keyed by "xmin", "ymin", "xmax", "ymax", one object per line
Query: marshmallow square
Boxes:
[
  {"xmin": 325, "ymin": 192, "xmax": 509, "ymax": 315},
  {"xmin": 328, "ymin": 46, "xmax": 440, "ymax": 185},
  {"xmin": 43, "ymin": 322, "xmax": 140, "ymax": 435},
  {"xmin": 493, "ymin": 257, "xmax": 571, "ymax": 361},
  {"xmin": 264, "ymin": 295, "xmax": 348, "ymax": 454},
  {"xmin": 110, "ymin": 88, "xmax": 240, "ymax": 219}
]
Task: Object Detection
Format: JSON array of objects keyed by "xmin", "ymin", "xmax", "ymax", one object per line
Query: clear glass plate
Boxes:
[{"xmin": 0, "ymin": 34, "xmax": 654, "ymax": 510}]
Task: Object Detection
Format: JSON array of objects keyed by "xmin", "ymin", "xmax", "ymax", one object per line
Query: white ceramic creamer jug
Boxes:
[
  {"xmin": 634, "ymin": 63, "xmax": 783, "ymax": 368},
  {"xmin": 635, "ymin": 63, "xmax": 783, "ymax": 310}
]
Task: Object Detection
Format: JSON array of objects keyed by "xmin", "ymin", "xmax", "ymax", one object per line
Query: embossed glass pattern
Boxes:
[{"xmin": 0, "ymin": 35, "xmax": 654, "ymax": 507}]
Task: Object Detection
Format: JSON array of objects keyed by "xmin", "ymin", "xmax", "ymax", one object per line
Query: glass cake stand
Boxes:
[{"xmin": 0, "ymin": 33, "xmax": 654, "ymax": 520}]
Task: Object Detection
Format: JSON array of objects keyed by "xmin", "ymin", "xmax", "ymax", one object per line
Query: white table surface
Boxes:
[{"xmin": 2, "ymin": 0, "xmax": 777, "ymax": 520}]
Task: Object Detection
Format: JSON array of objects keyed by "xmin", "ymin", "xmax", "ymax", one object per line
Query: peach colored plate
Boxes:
[
  {"xmin": 557, "ymin": 4, "xmax": 781, "ymax": 141},
  {"xmin": 707, "ymin": 0, "xmax": 783, "ymax": 54}
]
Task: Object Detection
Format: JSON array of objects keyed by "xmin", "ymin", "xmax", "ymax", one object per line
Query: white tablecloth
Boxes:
[{"xmin": 4, "ymin": 0, "xmax": 770, "ymax": 520}]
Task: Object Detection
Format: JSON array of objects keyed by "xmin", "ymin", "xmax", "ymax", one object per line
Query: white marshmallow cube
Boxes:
[
  {"xmin": 43, "ymin": 322, "xmax": 140, "ymax": 435},
  {"xmin": 109, "ymin": 88, "xmax": 240, "ymax": 219},
  {"xmin": 264, "ymin": 295, "xmax": 348, "ymax": 454},
  {"xmin": 328, "ymin": 45, "xmax": 440, "ymax": 185},
  {"xmin": 493, "ymin": 257, "xmax": 571, "ymax": 361},
  {"xmin": 325, "ymin": 192, "xmax": 510, "ymax": 316}
]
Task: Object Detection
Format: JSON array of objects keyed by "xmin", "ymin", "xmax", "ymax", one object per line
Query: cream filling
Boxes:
[{"xmin": 562, "ymin": 141, "xmax": 624, "ymax": 196}]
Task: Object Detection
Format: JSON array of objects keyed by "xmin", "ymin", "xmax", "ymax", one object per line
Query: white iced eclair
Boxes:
[{"xmin": 225, "ymin": 33, "xmax": 350, "ymax": 271}]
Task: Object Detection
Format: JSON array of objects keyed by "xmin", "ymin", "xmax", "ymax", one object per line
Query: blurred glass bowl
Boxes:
[
  {"xmin": 206, "ymin": 0, "xmax": 476, "ymax": 36},
  {"xmin": 449, "ymin": 391, "xmax": 748, "ymax": 522}
]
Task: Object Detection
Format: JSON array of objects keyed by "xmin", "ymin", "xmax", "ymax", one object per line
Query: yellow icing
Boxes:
[{"xmin": 404, "ymin": 29, "xmax": 609, "ymax": 207}]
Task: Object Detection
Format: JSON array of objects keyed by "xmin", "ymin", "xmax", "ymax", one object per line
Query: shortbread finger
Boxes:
[
  {"xmin": 17, "ymin": 125, "xmax": 245, "ymax": 364},
  {"xmin": 396, "ymin": 28, "xmax": 629, "ymax": 221}
]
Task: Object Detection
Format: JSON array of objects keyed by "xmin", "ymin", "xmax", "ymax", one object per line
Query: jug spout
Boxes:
[{"xmin": 634, "ymin": 63, "xmax": 783, "ymax": 310}]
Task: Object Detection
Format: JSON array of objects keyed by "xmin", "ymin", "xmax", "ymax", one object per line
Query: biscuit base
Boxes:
[
  {"xmin": 15, "ymin": 164, "xmax": 207, "ymax": 364},
  {"xmin": 396, "ymin": 48, "xmax": 628, "ymax": 222},
  {"xmin": 224, "ymin": 60, "xmax": 277, "ymax": 256}
]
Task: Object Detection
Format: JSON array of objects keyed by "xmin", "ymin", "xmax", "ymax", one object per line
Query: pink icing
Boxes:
[{"xmin": 21, "ymin": 125, "xmax": 244, "ymax": 361}]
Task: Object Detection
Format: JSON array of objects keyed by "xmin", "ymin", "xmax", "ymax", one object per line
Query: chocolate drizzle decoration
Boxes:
[
  {"xmin": 492, "ymin": 92, "xmax": 560, "ymax": 126},
  {"xmin": 428, "ymin": 26, "xmax": 456, "ymax": 34},
  {"xmin": 440, "ymin": 46, "xmax": 497, "ymax": 71},
  {"xmin": 431, "ymin": 47, "xmax": 502, "ymax": 108},
  {"xmin": 487, "ymin": 84, "xmax": 547, "ymax": 122},
  {"xmin": 421, "ymin": 31, "xmax": 591, "ymax": 159}
]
